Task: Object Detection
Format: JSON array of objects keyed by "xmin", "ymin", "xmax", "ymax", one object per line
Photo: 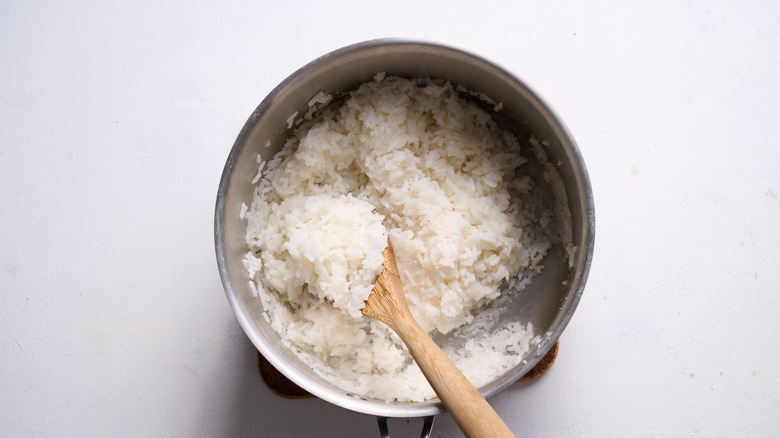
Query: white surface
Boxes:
[{"xmin": 2, "ymin": 1, "xmax": 779, "ymax": 436}]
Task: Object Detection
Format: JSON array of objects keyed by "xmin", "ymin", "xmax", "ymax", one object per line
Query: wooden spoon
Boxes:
[{"xmin": 362, "ymin": 240, "xmax": 517, "ymax": 438}]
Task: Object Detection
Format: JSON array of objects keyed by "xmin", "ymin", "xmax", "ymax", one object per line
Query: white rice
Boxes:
[
  {"xmin": 262, "ymin": 193, "xmax": 387, "ymax": 318},
  {"xmin": 244, "ymin": 75, "xmax": 555, "ymax": 401}
]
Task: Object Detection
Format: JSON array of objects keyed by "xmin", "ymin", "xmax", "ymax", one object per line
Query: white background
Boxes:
[{"xmin": 2, "ymin": 1, "xmax": 779, "ymax": 437}]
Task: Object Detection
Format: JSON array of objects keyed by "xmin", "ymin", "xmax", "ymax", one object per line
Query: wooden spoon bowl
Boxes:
[{"xmin": 362, "ymin": 240, "xmax": 516, "ymax": 438}]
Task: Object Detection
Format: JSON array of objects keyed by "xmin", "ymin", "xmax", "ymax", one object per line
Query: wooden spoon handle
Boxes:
[{"xmin": 393, "ymin": 313, "xmax": 517, "ymax": 438}]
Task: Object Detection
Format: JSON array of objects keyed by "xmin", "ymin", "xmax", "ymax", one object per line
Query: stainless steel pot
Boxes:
[{"xmin": 215, "ymin": 38, "xmax": 594, "ymax": 430}]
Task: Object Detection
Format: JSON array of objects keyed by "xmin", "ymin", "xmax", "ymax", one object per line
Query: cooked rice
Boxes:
[{"xmin": 244, "ymin": 75, "xmax": 555, "ymax": 401}]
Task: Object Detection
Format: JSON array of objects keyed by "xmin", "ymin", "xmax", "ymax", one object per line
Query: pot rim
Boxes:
[{"xmin": 215, "ymin": 37, "xmax": 595, "ymax": 418}]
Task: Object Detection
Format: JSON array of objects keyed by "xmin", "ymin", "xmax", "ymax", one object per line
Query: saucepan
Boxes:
[{"xmin": 215, "ymin": 38, "xmax": 594, "ymax": 436}]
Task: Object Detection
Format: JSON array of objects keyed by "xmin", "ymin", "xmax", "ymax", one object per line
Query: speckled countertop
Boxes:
[{"xmin": 2, "ymin": 2, "xmax": 779, "ymax": 436}]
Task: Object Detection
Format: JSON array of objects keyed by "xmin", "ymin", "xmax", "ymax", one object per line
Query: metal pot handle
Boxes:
[{"xmin": 376, "ymin": 416, "xmax": 436, "ymax": 438}]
